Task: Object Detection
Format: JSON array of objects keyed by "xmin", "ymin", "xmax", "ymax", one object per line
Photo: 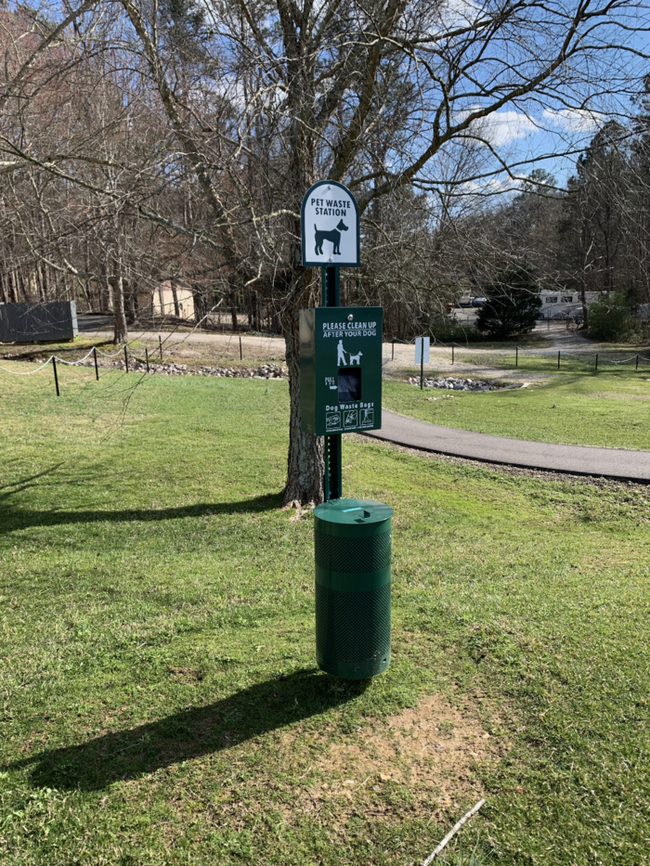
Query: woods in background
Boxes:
[{"xmin": 1, "ymin": 0, "xmax": 648, "ymax": 501}]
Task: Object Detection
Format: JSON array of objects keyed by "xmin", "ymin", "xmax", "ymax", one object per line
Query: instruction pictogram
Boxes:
[{"xmin": 326, "ymin": 412, "xmax": 341, "ymax": 430}]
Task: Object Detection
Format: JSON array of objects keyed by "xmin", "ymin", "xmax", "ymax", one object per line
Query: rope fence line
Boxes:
[
  {"xmin": 0, "ymin": 343, "xmax": 130, "ymax": 392},
  {"xmin": 0, "ymin": 324, "xmax": 282, "ymax": 394},
  {"xmin": 95, "ymin": 346, "xmax": 128, "ymax": 359},
  {"xmin": 389, "ymin": 337, "xmax": 650, "ymax": 370},
  {"xmin": 2, "ymin": 333, "xmax": 650, "ymax": 397},
  {"xmin": 0, "ymin": 355, "xmax": 57, "ymax": 375},
  {"xmin": 0, "ymin": 332, "xmax": 203, "ymax": 385},
  {"xmin": 0, "ymin": 347, "xmax": 125, "ymax": 373}
]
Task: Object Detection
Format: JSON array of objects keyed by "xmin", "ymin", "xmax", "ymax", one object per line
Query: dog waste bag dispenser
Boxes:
[
  {"xmin": 299, "ymin": 307, "xmax": 383, "ymax": 435},
  {"xmin": 300, "ymin": 306, "xmax": 391, "ymax": 679},
  {"xmin": 313, "ymin": 498, "xmax": 393, "ymax": 679},
  {"xmin": 299, "ymin": 180, "xmax": 392, "ymax": 680}
]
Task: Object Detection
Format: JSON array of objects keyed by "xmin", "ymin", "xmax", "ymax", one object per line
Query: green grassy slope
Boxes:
[
  {"xmin": 384, "ymin": 371, "xmax": 650, "ymax": 449},
  {"xmin": 1, "ymin": 367, "xmax": 649, "ymax": 864}
]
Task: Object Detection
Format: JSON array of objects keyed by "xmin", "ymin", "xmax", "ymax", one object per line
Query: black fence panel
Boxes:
[{"xmin": 0, "ymin": 302, "xmax": 78, "ymax": 342}]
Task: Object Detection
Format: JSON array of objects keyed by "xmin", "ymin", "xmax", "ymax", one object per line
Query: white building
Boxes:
[{"xmin": 138, "ymin": 281, "xmax": 196, "ymax": 321}]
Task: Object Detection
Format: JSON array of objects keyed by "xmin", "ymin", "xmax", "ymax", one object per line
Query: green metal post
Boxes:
[
  {"xmin": 323, "ymin": 266, "xmax": 342, "ymax": 500},
  {"xmin": 322, "ymin": 265, "xmax": 340, "ymax": 306}
]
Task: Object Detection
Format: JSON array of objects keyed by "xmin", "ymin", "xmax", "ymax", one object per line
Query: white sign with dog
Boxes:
[{"xmin": 301, "ymin": 180, "xmax": 360, "ymax": 267}]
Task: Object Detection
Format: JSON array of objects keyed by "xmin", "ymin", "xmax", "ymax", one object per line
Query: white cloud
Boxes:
[
  {"xmin": 461, "ymin": 176, "xmax": 525, "ymax": 196},
  {"xmin": 456, "ymin": 109, "xmax": 538, "ymax": 146},
  {"xmin": 455, "ymin": 106, "xmax": 603, "ymax": 148},
  {"xmin": 416, "ymin": 0, "xmax": 481, "ymax": 40},
  {"xmin": 542, "ymin": 108, "xmax": 603, "ymax": 133},
  {"xmin": 439, "ymin": 0, "xmax": 481, "ymax": 27}
]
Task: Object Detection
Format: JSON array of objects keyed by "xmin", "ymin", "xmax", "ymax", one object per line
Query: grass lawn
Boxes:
[
  {"xmin": 383, "ymin": 370, "xmax": 650, "ymax": 450},
  {"xmin": 0, "ymin": 331, "xmax": 287, "ymax": 371},
  {"xmin": 1, "ymin": 366, "xmax": 650, "ymax": 864},
  {"xmin": 455, "ymin": 349, "xmax": 650, "ymax": 376}
]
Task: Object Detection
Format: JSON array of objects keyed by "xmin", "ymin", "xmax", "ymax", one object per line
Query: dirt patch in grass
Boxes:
[
  {"xmin": 317, "ymin": 694, "xmax": 494, "ymax": 797},
  {"xmin": 277, "ymin": 692, "xmax": 502, "ymax": 829},
  {"xmin": 168, "ymin": 665, "xmax": 204, "ymax": 683}
]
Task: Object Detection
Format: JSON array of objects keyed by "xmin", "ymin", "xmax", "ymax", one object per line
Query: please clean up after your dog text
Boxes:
[{"xmin": 321, "ymin": 321, "xmax": 378, "ymax": 337}]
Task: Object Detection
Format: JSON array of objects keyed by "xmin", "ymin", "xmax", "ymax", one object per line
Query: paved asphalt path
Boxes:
[
  {"xmin": 77, "ymin": 316, "xmax": 648, "ymax": 482},
  {"xmin": 365, "ymin": 410, "xmax": 650, "ymax": 483}
]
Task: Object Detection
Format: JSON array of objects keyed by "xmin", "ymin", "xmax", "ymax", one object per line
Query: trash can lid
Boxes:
[{"xmin": 313, "ymin": 498, "xmax": 394, "ymax": 525}]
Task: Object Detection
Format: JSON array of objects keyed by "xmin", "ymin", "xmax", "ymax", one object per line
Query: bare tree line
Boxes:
[{"xmin": 1, "ymin": 0, "xmax": 648, "ymax": 501}]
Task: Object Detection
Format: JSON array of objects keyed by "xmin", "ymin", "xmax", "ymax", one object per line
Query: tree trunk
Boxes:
[
  {"xmin": 579, "ymin": 279, "xmax": 589, "ymax": 331},
  {"xmin": 170, "ymin": 279, "xmax": 181, "ymax": 317},
  {"xmin": 110, "ymin": 215, "xmax": 129, "ymax": 343},
  {"xmin": 281, "ymin": 304, "xmax": 324, "ymax": 506},
  {"xmin": 36, "ymin": 267, "xmax": 45, "ymax": 302},
  {"xmin": 18, "ymin": 270, "xmax": 29, "ymax": 302},
  {"xmin": 191, "ymin": 282, "xmax": 205, "ymax": 325},
  {"xmin": 9, "ymin": 271, "xmax": 18, "ymax": 303},
  {"xmin": 247, "ymin": 289, "xmax": 261, "ymax": 331},
  {"xmin": 112, "ymin": 275, "xmax": 128, "ymax": 344}
]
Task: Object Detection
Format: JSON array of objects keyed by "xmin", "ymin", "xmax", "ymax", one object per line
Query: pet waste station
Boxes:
[{"xmin": 300, "ymin": 180, "xmax": 393, "ymax": 679}]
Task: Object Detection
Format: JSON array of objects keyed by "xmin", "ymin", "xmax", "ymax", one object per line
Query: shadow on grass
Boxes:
[
  {"xmin": 0, "ymin": 492, "xmax": 283, "ymax": 534},
  {"xmin": 0, "ymin": 462, "xmax": 66, "ymax": 493},
  {"xmin": 5, "ymin": 668, "xmax": 368, "ymax": 791}
]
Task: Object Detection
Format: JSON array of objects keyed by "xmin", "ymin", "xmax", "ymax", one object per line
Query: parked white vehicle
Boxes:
[{"xmin": 538, "ymin": 291, "xmax": 596, "ymax": 320}]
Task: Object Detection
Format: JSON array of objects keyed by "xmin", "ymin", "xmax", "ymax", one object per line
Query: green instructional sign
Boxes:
[{"xmin": 300, "ymin": 306, "xmax": 383, "ymax": 435}]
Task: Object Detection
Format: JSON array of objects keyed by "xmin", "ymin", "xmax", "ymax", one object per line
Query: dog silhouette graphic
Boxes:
[
  {"xmin": 349, "ymin": 350, "xmax": 362, "ymax": 365},
  {"xmin": 315, "ymin": 220, "xmax": 348, "ymax": 256}
]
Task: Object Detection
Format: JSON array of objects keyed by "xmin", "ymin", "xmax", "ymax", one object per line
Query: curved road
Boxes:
[
  {"xmin": 365, "ymin": 410, "xmax": 650, "ymax": 483},
  {"xmin": 77, "ymin": 316, "xmax": 649, "ymax": 482}
]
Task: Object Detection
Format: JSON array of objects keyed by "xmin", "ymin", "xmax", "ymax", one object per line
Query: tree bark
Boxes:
[
  {"xmin": 9, "ymin": 271, "xmax": 18, "ymax": 303},
  {"xmin": 191, "ymin": 282, "xmax": 205, "ymax": 324},
  {"xmin": 111, "ymin": 275, "xmax": 128, "ymax": 344},
  {"xmin": 281, "ymin": 304, "xmax": 324, "ymax": 505},
  {"xmin": 170, "ymin": 279, "xmax": 181, "ymax": 317}
]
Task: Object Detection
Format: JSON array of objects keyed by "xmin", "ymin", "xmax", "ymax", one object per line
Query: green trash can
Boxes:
[{"xmin": 313, "ymin": 498, "xmax": 393, "ymax": 679}]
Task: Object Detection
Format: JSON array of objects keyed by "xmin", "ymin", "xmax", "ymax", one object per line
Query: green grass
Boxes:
[
  {"xmin": 2, "ymin": 366, "xmax": 650, "ymax": 864},
  {"xmin": 384, "ymin": 370, "xmax": 650, "ymax": 449},
  {"xmin": 456, "ymin": 349, "xmax": 650, "ymax": 375}
]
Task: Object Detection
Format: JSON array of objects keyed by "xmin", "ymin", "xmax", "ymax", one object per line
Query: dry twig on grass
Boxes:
[{"xmin": 422, "ymin": 798, "xmax": 486, "ymax": 865}]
